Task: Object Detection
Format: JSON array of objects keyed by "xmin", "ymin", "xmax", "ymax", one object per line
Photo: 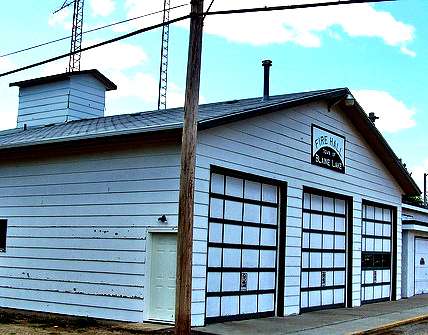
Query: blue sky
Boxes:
[{"xmin": 0, "ymin": 0, "xmax": 427, "ymax": 187}]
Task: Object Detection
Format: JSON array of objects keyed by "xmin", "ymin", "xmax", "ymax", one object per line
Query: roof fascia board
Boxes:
[
  {"xmin": 402, "ymin": 203, "xmax": 428, "ymax": 213},
  {"xmin": 0, "ymin": 122, "xmax": 182, "ymax": 150},
  {"xmin": 9, "ymin": 69, "xmax": 117, "ymax": 91},
  {"xmin": 402, "ymin": 224, "xmax": 428, "ymax": 233}
]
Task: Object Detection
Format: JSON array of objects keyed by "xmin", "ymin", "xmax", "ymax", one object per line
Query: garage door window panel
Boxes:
[
  {"xmin": 226, "ymin": 176, "xmax": 243, "ymax": 198},
  {"xmin": 244, "ymin": 180, "xmax": 261, "ymax": 200},
  {"xmin": 206, "ymin": 297, "xmax": 220, "ymax": 318},
  {"xmin": 207, "ymin": 272, "xmax": 221, "ymax": 292}
]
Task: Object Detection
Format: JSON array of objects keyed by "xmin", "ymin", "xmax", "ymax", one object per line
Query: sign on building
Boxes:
[{"xmin": 312, "ymin": 125, "xmax": 346, "ymax": 173}]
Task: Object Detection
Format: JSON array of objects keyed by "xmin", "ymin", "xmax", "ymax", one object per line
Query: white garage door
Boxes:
[
  {"xmin": 300, "ymin": 190, "xmax": 348, "ymax": 312},
  {"xmin": 415, "ymin": 238, "xmax": 428, "ymax": 295},
  {"xmin": 205, "ymin": 170, "xmax": 280, "ymax": 323},
  {"xmin": 361, "ymin": 203, "xmax": 392, "ymax": 304}
]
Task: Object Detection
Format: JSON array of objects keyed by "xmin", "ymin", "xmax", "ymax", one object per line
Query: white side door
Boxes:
[
  {"xmin": 415, "ymin": 238, "xmax": 428, "ymax": 295},
  {"xmin": 149, "ymin": 233, "xmax": 177, "ymax": 322}
]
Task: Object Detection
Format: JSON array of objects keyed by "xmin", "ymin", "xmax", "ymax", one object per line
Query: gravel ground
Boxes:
[{"xmin": 0, "ymin": 311, "xmax": 175, "ymax": 335}]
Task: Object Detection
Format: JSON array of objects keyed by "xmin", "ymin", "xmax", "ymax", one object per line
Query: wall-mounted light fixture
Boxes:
[
  {"xmin": 328, "ymin": 93, "xmax": 355, "ymax": 112},
  {"xmin": 344, "ymin": 93, "xmax": 355, "ymax": 107}
]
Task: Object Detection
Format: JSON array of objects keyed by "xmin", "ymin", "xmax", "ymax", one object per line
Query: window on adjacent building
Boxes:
[{"xmin": 0, "ymin": 220, "xmax": 7, "ymax": 252}]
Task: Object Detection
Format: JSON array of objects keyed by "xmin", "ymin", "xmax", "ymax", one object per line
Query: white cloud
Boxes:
[
  {"xmin": 82, "ymin": 40, "xmax": 147, "ymax": 71},
  {"xmin": 42, "ymin": 40, "xmax": 147, "ymax": 75},
  {"xmin": 42, "ymin": 40, "xmax": 186, "ymax": 110},
  {"xmin": 109, "ymin": 71, "xmax": 186, "ymax": 108},
  {"xmin": 352, "ymin": 89, "xmax": 416, "ymax": 133},
  {"xmin": 0, "ymin": 58, "xmax": 14, "ymax": 72},
  {"xmin": 123, "ymin": 0, "xmax": 414, "ymax": 55},
  {"xmin": 400, "ymin": 46, "xmax": 416, "ymax": 57},
  {"xmin": 0, "ymin": 91, "xmax": 18, "ymax": 130},
  {"xmin": 0, "ymin": 59, "xmax": 19, "ymax": 130},
  {"xmin": 90, "ymin": 0, "xmax": 116, "ymax": 17},
  {"xmin": 48, "ymin": 8, "xmax": 71, "ymax": 29},
  {"xmin": 410, "ymin": 160, "xmax": 428, "ymax": 193}
]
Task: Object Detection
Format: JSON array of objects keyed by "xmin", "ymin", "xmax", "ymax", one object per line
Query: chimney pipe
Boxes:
[
  {"xmin": 262, "ymin": 59, "xmax": 272, "ymax": 101},
  {"xmin": 368, "ymin": 112, "xmax": 379, "ymax": 124}
]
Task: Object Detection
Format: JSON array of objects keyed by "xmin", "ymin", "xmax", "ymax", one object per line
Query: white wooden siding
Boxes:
[
  {"xmin": 0, "ymin": 143, "xmax": 181, "ymax": 322},
  {"xmin": 193, "ymin": 101, "xmax": 403, "ymax": 325},
  {"xmin": 68, "ymin": 74, "xmax": 106, "ymax": 119},
  {"xmin": 17, "ymin": 74, "xmax": 106, "ymax": 127}
]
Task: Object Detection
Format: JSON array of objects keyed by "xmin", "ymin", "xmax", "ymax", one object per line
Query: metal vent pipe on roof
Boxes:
[
  {"xmin": 369, "ymin": 112, "xmax": 379, "ymax": 124},
  {"xmin": 262, "ymin": 59, "xmax": 272, "ymax": 101}
]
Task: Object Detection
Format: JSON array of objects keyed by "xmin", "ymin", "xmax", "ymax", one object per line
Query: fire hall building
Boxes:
[{"xmin": 0, "ymin": 66, "xmax": 420, "ymax": 326}]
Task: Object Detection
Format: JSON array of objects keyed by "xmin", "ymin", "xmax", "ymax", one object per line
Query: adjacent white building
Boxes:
[
  {"xmin": 401, "ymin": 203, "xmax": 428, "ymax": 298},
  {"xmin": 0, "ymin": 67, "xmax": 421, "ymax": 326}
]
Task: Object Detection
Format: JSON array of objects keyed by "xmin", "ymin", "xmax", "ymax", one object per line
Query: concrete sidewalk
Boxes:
[{"xmin": 194, "ymin": 295, "xmax": 428, "ymax": 335}]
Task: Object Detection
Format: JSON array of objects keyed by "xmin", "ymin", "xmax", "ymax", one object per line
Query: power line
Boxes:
[
  {"xmin": 203, "ymin": 0, "xmax": 216, "ymax": 19},
  {"xmin": 204, "ymin": 0, "xmax": 396, "ymax": 16},
  {"xmin": 0, "ymin": 0, "xmax": 396, "ymax": 78},
  {"xmin": 0, "ymin": 36, "xmax": 69, "ymax": 59},
  {"xmin": 0, "ymin": 0, "xmax": 391, "ymax": 59},
  {"xmin": 0, "ymin": 3, "xmax": 190, "ymax": 58},
  {"xmin": 0, "ymin": 14, "xmax": 191, "ymax": 78}
]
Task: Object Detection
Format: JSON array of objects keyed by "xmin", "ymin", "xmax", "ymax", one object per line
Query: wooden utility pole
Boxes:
[{"xmin": 175, "ymin": 0, "xmax": 204, "ymax": 334}]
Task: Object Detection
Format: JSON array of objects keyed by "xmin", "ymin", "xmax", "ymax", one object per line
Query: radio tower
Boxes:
[
  {"xmin": 157, "ymin": 0, "xmax": 171, "ymax": 110},
  {"xmin": 54, "ymin": 0, "xmax": 85, "ymax": 72}
]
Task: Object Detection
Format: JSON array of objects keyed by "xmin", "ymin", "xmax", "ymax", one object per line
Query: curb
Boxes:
[{"xmin": 348, "ymin": 314, "xmax": 428, "ymax": 335}]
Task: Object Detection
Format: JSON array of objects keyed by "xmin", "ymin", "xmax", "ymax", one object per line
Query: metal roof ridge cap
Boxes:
[{"xmin": 199, "ymin": 88, "xmax": 348, "ymax": 124}]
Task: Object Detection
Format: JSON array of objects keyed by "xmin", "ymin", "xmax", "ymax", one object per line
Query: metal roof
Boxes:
[
  {"xmin": 0, "ymin": 87, "xmax": 420, "ymax": 195},
  {"xmin": 0, "ymin": 89, "xmax": 343, "ymax": 149}
]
